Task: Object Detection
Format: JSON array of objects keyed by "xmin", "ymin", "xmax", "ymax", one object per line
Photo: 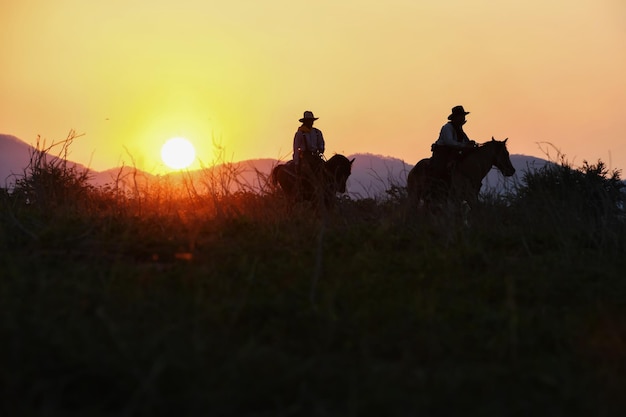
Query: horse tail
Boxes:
[
  {"xmin": 407, "ymin": 158, "xmax": 431, "ymax": 206},
  {"xmin": 270, "ymin": 165, "xmax": 280, "ymax": 186}
]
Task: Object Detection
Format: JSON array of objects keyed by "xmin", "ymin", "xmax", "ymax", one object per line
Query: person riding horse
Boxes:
[
  {"xmin": 430, "ymin": 105, "xmax": 477, "ymax": 183},
  {"xmin": 293, "ymin": 110, "xmax": 326, "ymax": 184}
]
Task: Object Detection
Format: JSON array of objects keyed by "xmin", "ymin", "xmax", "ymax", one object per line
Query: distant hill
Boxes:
[
  {"xmin": 1, "ymin": 134, "xmax": 552, "ymax": 198},
  {"xmin": 0, "ymin": 134, "xmax": 34, "ymax": 187},
  {"xmin": 344, "ymin": 153, "xmax": 411, "ymax": 198},
  {"xmin": 0, "ymin": 133, "xmax": 94, "ymax": 189}
]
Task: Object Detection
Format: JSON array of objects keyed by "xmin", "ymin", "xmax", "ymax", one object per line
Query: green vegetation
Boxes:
[{"xmin": 1, "ymin": 139, "xmax": 625, "ymax": 416}]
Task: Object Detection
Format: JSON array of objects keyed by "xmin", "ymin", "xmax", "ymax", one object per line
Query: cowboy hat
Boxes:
[
  {"xmin": 448, "ymin": 105, "xmax": 470, "ymax": 120},
  {"xmin": 299, "ymin": 110, "xmax": 319, "ymax": 122}
]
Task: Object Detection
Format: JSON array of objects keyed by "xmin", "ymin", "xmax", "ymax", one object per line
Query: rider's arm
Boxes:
[
  {"xmin": 436, "ymin": 123, "xmax": 459, "ymax": 147},
  {"xmin": 316, "ymin": 129, "xmax": 325, "ymax": 154},
  {"xmin": 293, "ymin": 132, "xmax": 303, "ymax": 164},
  {"xmin": 463, "ymin": 132, "xmax": 476, "ymax": 147}
]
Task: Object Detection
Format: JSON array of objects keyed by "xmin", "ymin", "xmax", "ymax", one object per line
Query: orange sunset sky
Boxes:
[{"xmin": 2, "ymin": 0, "xmax": 625, "ymax": 174}]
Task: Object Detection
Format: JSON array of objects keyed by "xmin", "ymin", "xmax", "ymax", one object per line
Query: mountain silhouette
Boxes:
[
  {"xmin": 1, "ymin": 133, "xmax": 94, "ymax": 188},
  {"xmin": 0, "ymin": 134, "xmax": 34, "ymax": 187},
  {"xmin": 1, "ymin": 134, "xmax": 551, "ymax": 197}
]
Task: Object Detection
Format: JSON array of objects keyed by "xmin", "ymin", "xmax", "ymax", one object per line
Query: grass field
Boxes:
[{"xmin": 1, "ymin": 143, "xmax": 625, "ymax": 416}]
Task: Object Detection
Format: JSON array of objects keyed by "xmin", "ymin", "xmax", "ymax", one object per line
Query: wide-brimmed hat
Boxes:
[
  {"xmin": 299, "ymin": 110, "xmax": 319, "ymax": 122},
  {"xmin": 448, "ymin": 105, "xmax": 470, "ymax": 120}
]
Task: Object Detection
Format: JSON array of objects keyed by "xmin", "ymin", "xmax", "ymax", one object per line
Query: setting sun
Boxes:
[{"xmin": 161, "ymin": 137, "xmax": 196, "ymax": 170}]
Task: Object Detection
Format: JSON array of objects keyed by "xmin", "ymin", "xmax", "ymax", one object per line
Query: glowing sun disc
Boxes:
[{"xmin": 161, "ymin": 137, "xmax": 196, "ymax": 169}]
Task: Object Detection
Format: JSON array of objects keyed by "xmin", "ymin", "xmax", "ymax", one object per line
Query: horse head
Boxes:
[
  {"xmin": 325, "ymin": 154, "xmax": 355, "ymax": 193},
  {"xmin": 490, "ymin": 137, "xmax": 516, "ymax": 177}
]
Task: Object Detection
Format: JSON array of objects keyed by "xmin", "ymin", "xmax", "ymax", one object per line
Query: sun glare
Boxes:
[{"xmin": 161, "ymin": 137, "xmax": 196, "ymax": 170}]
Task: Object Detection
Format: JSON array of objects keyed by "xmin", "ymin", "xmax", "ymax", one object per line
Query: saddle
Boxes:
[
  {"xmin": 298, "ymin": 151, "xmax": 324, "ymax": 174},
  {"xmin": 429, "ymin": 144, "xmax": 472, "ymax": 182}
]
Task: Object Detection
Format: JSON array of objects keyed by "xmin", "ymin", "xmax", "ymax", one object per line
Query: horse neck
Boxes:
[
  {"xmin": 458, "ymin": 144, "xmax": 497, "ymax": 179},
  {"xmin": 324, "ymin": 156, "xmax": 349, "ymax": 186},
  {"xmin": 325, "ymin": 156, "xmax": 342, "ymax": 174}
]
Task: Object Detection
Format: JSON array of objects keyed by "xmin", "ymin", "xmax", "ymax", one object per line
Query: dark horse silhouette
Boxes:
[
  {"xmin": 407, "ymin": 137, "xmax": 515, "ymax": 208},
  {"xmin": 271, "ymin": 153, "xmax": 355, "ymax": 206}
]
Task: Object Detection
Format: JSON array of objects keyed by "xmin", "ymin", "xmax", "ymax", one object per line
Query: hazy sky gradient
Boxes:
[{"xmin": 2, "ymin": 0, "xmax": 625, "ymax": 173}]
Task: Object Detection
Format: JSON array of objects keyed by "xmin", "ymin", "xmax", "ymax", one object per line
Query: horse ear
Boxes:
[
  {"xmin": 350, "ymin": 158, "xmax": 355, "ymax": 165},
  {"xmin": 504, "ymin": 138, "xmax": 508, "ymax": 143},
  {"xmin": 491, "ymin": 136, "xmax": 495, "ymax": 142}
]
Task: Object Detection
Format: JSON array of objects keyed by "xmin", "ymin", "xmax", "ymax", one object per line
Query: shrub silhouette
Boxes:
[
  {"xmin": 515, "ymin": 159, "xmax": 624, "ymax": 220},
  {"xmin": 11, "ymin": 131, "xmax": 94, "ymax": 211}
]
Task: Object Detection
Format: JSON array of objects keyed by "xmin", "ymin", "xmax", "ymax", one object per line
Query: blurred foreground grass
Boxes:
[{"xmin": 0, "ymin": 137, "xmax": 625, "ymax": 416}]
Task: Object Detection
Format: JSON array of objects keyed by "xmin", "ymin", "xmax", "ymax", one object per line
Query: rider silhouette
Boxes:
[
  {"xmin": 293, "ymin": 110, "xmax": 325, "ymax": 169},
  {"xmin": 431, "ymin": 105, "xmax": 477, "ymax": 180},
  {"xmin": 293, "ymin": 110, "xmax": 325, "ymax": 184}
]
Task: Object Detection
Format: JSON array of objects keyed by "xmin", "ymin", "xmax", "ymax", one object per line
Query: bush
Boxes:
[
  {"xmin": 11, "ymin": 131, "xmax": 95, "ymax": 211},
  {"xmin": 515, "ymin": 159, "xmax": 624, "ymax": 218}
]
